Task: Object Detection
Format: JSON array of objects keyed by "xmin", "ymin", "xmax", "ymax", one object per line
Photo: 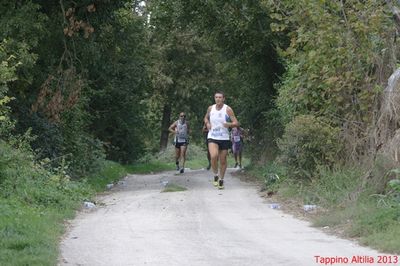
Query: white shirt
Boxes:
[{"xmin": 207, "ymin": 104, "xmax": 230, "ymax": 141}]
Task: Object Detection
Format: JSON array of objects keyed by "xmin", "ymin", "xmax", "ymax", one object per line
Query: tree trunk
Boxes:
[{"xmin": 160, "ymin": 104, "xmax": 172, "ymax": 151}]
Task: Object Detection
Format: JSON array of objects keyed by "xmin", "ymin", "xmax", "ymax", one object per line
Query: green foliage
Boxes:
[
  {"xmin": 248, "ymin": 108, "xmax": 284, "ymax": 162},
  {"xmin": 147, "ymin": 1, "xmax": 220, "ymax": 149},
  {"xmin": 0, "ymin": 140, "xmax": 91, "ymax": 208},
  {"xmin": 0, "ymin": 40, "xmax": 18, "ymax": 138},
  {"xmin": 80, "ymin": 5, "xmax": 149, "ymax": 162},
  {"xmin": 85, "ymin": 160, "xmax": 129, "ymax": 192},
  {"xmin": 177, "ymin": 1, "xmax": 283, "ymax": 159},
  {"xmin": 388, "ymin": 178, "xmax": 400, "ymax": 193},
  {"xmin": 0, "ymin": 1, "xmax": 151, "ymax": 171},
  {"xmin": 380, "ymin": 168, "xmax": 400, "ymax": 203},
  {"xmin": 278, "ymin": 115, "xmax": 341, "ymax": 179},
  {"xmin": 309, "ymin": 166, "xmax": 363, "ymax": 206},
  {"xmin": 0, "ymin": 95, "xmax": 14, "ymax": 138},
  {"xmin": 268, "ymin": 0, "xmax": 394, "ymax": 161},
  {"xmin": 276, "ymin": 165, "xmax": 364, "ymax": 206},
  {"xmin": 0, "ymin": 140, "xmax": 129, "ymax": 266},
  {"xmin": 60, "ymin": 98, "xmax": 105, "ymax": 177},
  {"xmin": 349, "ymin": 201, "xmax": 400, "ymax": 251},
  {"xmin": 246, "ymin": 161, "xmax": 288, "ymax": 192},
  {"xmin": 0, "ymin": 2, "xmax": 46, "ymax": 89}
]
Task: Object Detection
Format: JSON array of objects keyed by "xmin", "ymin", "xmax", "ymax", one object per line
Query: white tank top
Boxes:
[
  {"xmin": 176, "ymin": 119, "xmax": 188, "ymax": 143},
  {"xmin": 207, "ymin": 104, "xmax": 230, "ymax": 140}
]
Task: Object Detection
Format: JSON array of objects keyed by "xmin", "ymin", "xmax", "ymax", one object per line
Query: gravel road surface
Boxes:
[{"xmin": 59, "ymin": 168, "xmax": 387, "ymax": 266}]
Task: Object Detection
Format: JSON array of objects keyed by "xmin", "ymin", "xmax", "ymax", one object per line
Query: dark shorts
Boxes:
[
  {"xmin": 175, "ymin": 142, "xmax": 187, "ymax": 149},
  {"xmin": 208, "ymin": 139, "xmax": 232, "ymax": 150}
]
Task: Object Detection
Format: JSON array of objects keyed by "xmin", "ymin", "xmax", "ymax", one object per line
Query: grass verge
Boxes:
[
  {"xmin": 162, "ymin": 183, "xmax": 187, "ymax": 192},
  {"xmin": 146, "ymin": 143, "xmax": 250, "ymax": 171},
  {"xmin": 0, "ymin": 199, "xmax": 63, "ymax": 265},
  {"xmin": 124, "ymin": 161, "xmax": 173, "ymax": 174},
  {"xmin": 247, "ymin": 162, "xmax": 400, "ymax": 254}
]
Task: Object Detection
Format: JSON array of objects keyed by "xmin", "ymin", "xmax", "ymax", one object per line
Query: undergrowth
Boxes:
[{"xmin": 250, "ymin": 162, "xmax": 400, "ymax": 254}]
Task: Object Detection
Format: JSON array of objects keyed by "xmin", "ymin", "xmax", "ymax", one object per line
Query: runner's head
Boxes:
[
  {"xmin": 214, "ymin": 91, "xmax": 225, "ymax": 106},
  {"xmin": 179, "ymin": 112, "xmax": 186, "ymax": 122}
]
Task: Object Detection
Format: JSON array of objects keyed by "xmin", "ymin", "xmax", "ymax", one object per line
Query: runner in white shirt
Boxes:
[
  {"xmin": 169, "ymin": 112, "xmax": 190, "ymax": 174},
  {"xmin": 204, "ymin": 91, "xmax": 239, "ymax": 189}
]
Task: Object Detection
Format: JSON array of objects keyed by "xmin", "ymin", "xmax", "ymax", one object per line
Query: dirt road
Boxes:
[{"xmin": 59, "ymin": 168, "xmax": 387, "ymax": 266}]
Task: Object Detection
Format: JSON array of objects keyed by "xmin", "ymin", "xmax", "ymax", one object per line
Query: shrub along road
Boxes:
[{"xmin": 59, "ymin": 169, "xmax": 389, "ymax": 265}]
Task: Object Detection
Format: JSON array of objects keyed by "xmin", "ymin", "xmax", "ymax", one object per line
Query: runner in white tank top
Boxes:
[
  {"xmin": 208, "ymin": 104, "xmax": 230, "ymax": 141},
  {"xmin": 204, "ymin": 91, "xmax": 239, "ymax": 189},
  {"xmin": 169, "ymin": 112, "xmax": 190, "ymax": 174}
]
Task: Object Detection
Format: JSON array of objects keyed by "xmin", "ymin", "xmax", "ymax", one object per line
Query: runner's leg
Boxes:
[
  {"xmin": 181, "ymin": 145, "xmax": 187, "ymax": 170},
  {"xmin": 175, "ymin": 146, "xmax": 180, "ymax": 170},
  {"xmin": 208, "ymin": 142, "xmax": 219, "ymax": 176},
  {"xmin": 238, "ymin": 148, "xmax": 242, "ymax": 168},
  {"xmin": 218, "ymin": 149, "xmax": 228, "ymax": 179}
]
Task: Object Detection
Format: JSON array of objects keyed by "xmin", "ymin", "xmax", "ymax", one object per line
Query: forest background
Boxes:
[{"xmin": 1, "ymin": 0, "xmax": 400, "ymax": 264}]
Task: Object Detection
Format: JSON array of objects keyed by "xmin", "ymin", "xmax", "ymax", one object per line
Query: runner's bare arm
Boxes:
[
  {"xmin": 202, "ymin": 123, "xmax": 208, "ymax": 133},
  {"xmin": 204, "ymin": 106, "xmax": 212, "ymax": 130},
  {"xmin": 168, "ymin": 121, "xmax": 177, "ymax": 133},
  {"xmin": 224, "ymin": 107, "xmax": 239, "ymax": 128}
]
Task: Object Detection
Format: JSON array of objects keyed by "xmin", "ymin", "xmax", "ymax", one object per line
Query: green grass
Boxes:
[
  {"xmin": 162, "ymin": 183, "xmax": 187, "ymax": 192},
  {"xmin": 348, "ymin": 200, "xmax": 400, "ymax": 253},
  {"xmin": 131, "ymin": 143, "xmax": 250, "ymax": 172},
  {"xmin": 0, "ymin": 152, "xmax": 128, "ymax": 265},
  {"xmin": 86, "ymin": 160, "xmax": 130, "ymax": 191},
  {"xmin": 124, "ymin": 161, "xmax": 173, "ymax": 174},
  {"xmin": 361, "ymin": 224, "xmax": 400, "ymax": 253},
  {"xmin": 0, "ymin": 199, "xmax": 64, "ymax": 266},
  {"xmin": 260, "ymin": 163, "xmax": 400, "ymax": 254}
]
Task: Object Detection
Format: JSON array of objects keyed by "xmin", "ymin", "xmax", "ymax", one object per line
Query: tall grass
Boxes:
[
  {"xmin": 264, "ymin": 163, "xmax": 400, "ymax": 253},
  {"xmin": 0, "ymin": 140, "xmax": 134, "ymax": 265}
]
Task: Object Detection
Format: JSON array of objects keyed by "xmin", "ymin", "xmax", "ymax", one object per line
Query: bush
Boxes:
[
  {"xmin": 277, "ymin": 114, "xmax": 341, "ymax": 179},
  {"xmin": 0, "ymin": 140, "xmax": 91, "ymax": 208}
]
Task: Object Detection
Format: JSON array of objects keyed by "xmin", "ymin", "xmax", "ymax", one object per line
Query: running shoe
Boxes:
[
  {"xmin": 213, "ymin": 175, "xmax": 219, "ymax": 187},
  {"xmin": 180, "ymin": 168, "xmax": 184, "ymax": 174},
  {"xmin": 234, "ymin": 162, "xmax": 238, "ymax": 168},
  {"xmin": 218, "ymin": 179, "xmax": 224, "ymax": 190},
  {"xmin": 176, "ymin": 163, "xmax": 180, "ymax": 171}
]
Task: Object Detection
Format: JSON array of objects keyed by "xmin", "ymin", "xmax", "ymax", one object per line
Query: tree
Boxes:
[{"xmin": 148, "ymin": 0, "xmax": 219, "ymax": 150}]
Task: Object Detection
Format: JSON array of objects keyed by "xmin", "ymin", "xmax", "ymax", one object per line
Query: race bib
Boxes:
[
  {"xmin": 233, "ymin": 135, "xmax": 241, "ymax": 142},
  {"xmin": 211, "ymin": 127, "xmax": 223, "ymax": 137}
]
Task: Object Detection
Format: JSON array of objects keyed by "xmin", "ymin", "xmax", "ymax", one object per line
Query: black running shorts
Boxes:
[
  {"xmin": 207, "ymin": 139, "xmax": 232, "ymax": 150},
  {"xmin": 175, "ymin": 142, "xmax": 187, "ymax": 148}
]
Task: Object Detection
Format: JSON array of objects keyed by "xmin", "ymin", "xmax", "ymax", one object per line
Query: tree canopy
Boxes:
[{"xmin": 1, "ymin": 0, "xmax": 400, "ymax": 179}]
